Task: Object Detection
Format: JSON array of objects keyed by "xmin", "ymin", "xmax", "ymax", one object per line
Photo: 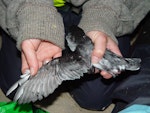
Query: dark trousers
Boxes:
[
  {"xmin": 0, "ymin": 6, "xmax": 130, "ymax": 110},
  {"xmin": 112, "ymin": 12, "xmax": 150, "ymax": 113},
  {"xmin": 0, "ymin": 30, "xmax": 21, "ymax": 99}
]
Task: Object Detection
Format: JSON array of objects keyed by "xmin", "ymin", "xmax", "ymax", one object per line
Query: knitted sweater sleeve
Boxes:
[
  {"xmin": 78, "ymin": 0, "xmax": 150, "ymax": 44},
  {"xmin": 3, "ymin": 0, "xmax": 65, "ymax": 50}
]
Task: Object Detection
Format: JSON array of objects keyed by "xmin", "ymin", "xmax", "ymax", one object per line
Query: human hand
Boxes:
[
  {"xmin": 87, "ymin": 31, "xmax": 122, "ymax": 79},
  {"xmin": 21, "ymin": 39, "xmax": 62, "ymax": 76}
]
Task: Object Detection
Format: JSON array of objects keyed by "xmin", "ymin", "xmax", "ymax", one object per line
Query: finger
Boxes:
[
  {"xmin": 36, "ymin": 42, "xmax": 52, "ymax": 61},
  {"xmin": 21, "ymin": 39, "xmax": 42, "ymax": 75},
  {"xmin": 100, "ymin": 71, "xmax": 112, "ymax": 79},
  {"xmin": 21, "ymin": 53, "xmax": 29, "ymax": 74},
  {"xmin": 53, "ymin": 51, "xmax": 62, "ymax": 59},
  {"xmin": 26, "ymin": 51, "xmax": 38, "ymax": 75},
  {"xmin": 22, "ymin": 46, "xmax": 39, "ymax": 76},
  {"xmin": 38, "ymin": 61, "xmax": 43, "ymax": 69},
  {"xmin": 107, "ymin": 38, "xmax": 122, "ymax": 56},
  {"xmin": 43, "ymin": 58, "xmax": 52, "ymax": 65},
  {"xmin": 36, "ymin": 42, "xmax": 62, "ymax": 62}
]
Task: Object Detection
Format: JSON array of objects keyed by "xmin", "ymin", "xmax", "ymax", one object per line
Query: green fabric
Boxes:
[
  {"xmin": 0, "ymin": 102, "xmax": 48, "ymax": 113},
  {"xmin": 53, "ymin": 0, "xmax": 66, "ymax": 7}
]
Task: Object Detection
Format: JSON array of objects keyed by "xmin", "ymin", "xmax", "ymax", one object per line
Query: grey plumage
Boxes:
[{"xmin": 6, "ymin": 26, "xmax": 141, "ymax": 104}]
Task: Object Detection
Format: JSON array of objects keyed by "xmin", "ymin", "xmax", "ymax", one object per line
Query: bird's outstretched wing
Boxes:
[{"xmin": 7, "ymin": 52, "xmax": 90, "ymax": 104}]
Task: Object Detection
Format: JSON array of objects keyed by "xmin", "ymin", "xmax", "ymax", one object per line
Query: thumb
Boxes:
[
  {"xmin": 92, "ymin": 38, "xmax": 106, "ymax": 63},
  {"xmin": 87, "ymin": 31, "xmax": 108, "ymax": 63}
]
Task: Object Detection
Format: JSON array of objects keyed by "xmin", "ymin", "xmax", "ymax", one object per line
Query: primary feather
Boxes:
[{"xmin": 7, "ymin": 26, "xmax": 141, "ymax": 104}]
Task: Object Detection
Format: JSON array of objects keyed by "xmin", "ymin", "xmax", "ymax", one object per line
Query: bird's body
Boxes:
[{"xmin": 7, "ymin": 26, "xmax": 141, "ymax": 104}]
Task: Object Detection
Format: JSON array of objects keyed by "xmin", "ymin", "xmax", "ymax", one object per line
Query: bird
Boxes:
[{"xmin": 6, "ymin": 26, "xmax": 141, "ymax": 104}]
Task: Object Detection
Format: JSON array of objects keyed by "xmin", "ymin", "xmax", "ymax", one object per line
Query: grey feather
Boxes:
[{"xmin": 7, "ymin": 26, "xmax": 141, "ymax": 104}]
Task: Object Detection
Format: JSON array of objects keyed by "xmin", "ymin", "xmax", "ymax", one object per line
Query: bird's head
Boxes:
[{"xmin": 66, "ymin": 26, "xmax": 92, "ymax": 52}]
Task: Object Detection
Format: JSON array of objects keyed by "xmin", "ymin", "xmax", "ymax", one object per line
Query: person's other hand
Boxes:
[
  {"xmin": 87, "ymin": 31, "xmax": 122, "ymax": 79},
  {"xmin": 21, "ymin": 39, "xmax": 62, "ymax": 75}
]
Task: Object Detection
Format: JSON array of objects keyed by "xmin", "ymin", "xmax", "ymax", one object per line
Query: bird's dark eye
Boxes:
[{"xmin": 83, "ymin": 36, "xmax": 86, "ymax": 39}]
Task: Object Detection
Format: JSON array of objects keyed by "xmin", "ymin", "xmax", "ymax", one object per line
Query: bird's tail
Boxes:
[{"xmin": 125, "ymin": 58, "xmax": 141, "ymax": 71}]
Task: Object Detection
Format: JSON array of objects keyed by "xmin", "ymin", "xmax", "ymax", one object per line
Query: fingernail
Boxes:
[
  {"xmin": 21, "ymin": 69, "xmax": 30, "ymax": 78},
  {"xmin": 30, "ymin": 68, "xmax": 35, "ymax": 76},
  {"xmin": 92, "ymin": 56, "xmax": 99, "ymax": 63},
  {"xmin": 43, "ymin": 60, "xmax": 50, "ymax": 65},
  {"xmin": 24, "ymin": 69, "xmax": 30, "ymax": 74}
]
